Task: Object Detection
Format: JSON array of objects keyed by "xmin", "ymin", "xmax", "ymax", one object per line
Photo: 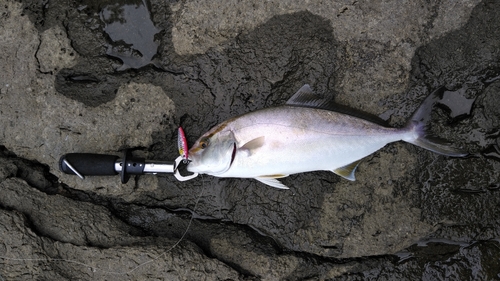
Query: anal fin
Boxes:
[
  {"xmin": 259, "ymin": 174, "xmax": 288, "ymax": 178},
  {"xmin": 333, "ymin": 160, "xmax": 363, "ymax": 181},
  {"xmin": 255, "ymin": 177, "xmax": 290, "ymax": 189}
]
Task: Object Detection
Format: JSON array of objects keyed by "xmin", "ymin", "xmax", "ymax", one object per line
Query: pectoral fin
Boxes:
[
  {"xmin": 255, "ymin": 176, "xmax": 290, "ymax": 189},
  {"xmin": 240, "ymin": 136, "xmax": 266, "ymax": 156},
  {"xmin": 333, "ymin": 160, "xmax": 363, "ymax": 181}
]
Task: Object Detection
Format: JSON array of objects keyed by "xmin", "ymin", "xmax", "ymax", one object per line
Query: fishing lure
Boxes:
[{"xmin": 177, "ymin": 126, "xmax": 189, "ymax": 162}]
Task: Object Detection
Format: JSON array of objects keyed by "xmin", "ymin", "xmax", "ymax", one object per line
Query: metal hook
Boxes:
[{"xmin": 174, "ymin": 156, "xmax": 198, "ymax": 181}]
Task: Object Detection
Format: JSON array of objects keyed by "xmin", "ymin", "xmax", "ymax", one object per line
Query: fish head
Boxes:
[{"xmin": 187, "ymin": 125, "xmax": 237, "ymax": 175}]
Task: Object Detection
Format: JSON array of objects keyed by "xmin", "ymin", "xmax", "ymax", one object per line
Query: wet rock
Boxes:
[
  {"xmin": 0, "ymin": 157, "xmax": 17, "ymax": 181},
  {"xmin": 209, "ymin": 230, "xmax": 300, "ymax": 279},
  {"xmin": 37, "ymin": 26, "xmax": 79, "ymax": 73},
  {"xmin": 0, "ymin": 209, "xmax": 240, "ymax": 280},
  {"xmin": 170, "ymin": 0, "xmax": 480, "ymax": 56},
  {"xmin": 2, "ymin": 0, "xmax": 500, "ymax": 279},
  {"xmin": 64, "ymin": 6, "xmax": 108, "ymax": 58},
  {"xmin": 0, "ymin": 153, "xmax": 239, "ymax": 280},
  {"xmin": 284, "ymin": 144, "xmax": 434, "ymax": 258},
  {"xmin": 0, "ymin": 177, "xmax": 141, "ymax": 247},
  {"xmin": 1, "ymin": 78, "xmax": 175, "ymax": 195},
  {"xmin": 359, "ymin": 240, "xmax": 500, "ymax": 280},
  {"xmin": 0, "ymin": 6, "xmax": 175, "ymax": 195},
  {"xmin": 0, "ymin": 209, "xmax": 65, "ymax": 280},
  {"xmin": 170, "ymin": 0, "xmax": 481, "ymax": 107},
  {"xmin": 0, "ymin": 147, "xmax": 57, "ymax": 193},
  {"xmin": 0, "ymin": 1, "xmax": 39, "ymax": 93},
  {"xmin": 480, "ymin": 80, "xmax": 500, "ymax": 129}
]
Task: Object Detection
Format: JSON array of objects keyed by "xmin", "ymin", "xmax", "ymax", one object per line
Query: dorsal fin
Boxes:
[
  {"xmin": 286, "ymin": 84, "xmax": 390, "ymax": 127},
  {"xmin": 286, "ymin": 84, "xmax": 330, "ymax": 108}
]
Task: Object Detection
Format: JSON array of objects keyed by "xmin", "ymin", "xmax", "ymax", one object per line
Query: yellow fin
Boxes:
[
  {"xmin": 258, "ymin": 174, "xmax": 289, "ymax": 178},
  {"xmin": 255, "ymin": 177, "xmax": 289, "ymax": 189},
  {"xmin": 333, "ymin": 160, "xmax": 363, "ymax": 181}
]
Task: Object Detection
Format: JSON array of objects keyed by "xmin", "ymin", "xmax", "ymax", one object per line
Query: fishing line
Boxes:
[
  {"xmin": 113, "ymin": 174, "xmax": 207, "ymax": 275},
  {"xmin": 0, "ymin": 175, "xmax": 207, "ymax": 276}
]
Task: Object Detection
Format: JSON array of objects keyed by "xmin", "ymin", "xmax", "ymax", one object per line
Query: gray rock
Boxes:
[
  {"xmin": 170, "ymin": 0, "xmax": 480, "ymax": 56},
  {"xmin": 0, "ymin": 208, "xmax": 239, "ymax": 280},
  {"xmin": 0, "ymin": 177, "xmax": 140, "ymax": 247},
  {"xmin": 1, "ymin": 0, "xmax": 499, "ymax": 279},
  {"xmin": 37, "ymin": 26, "xmax": 79, "ymax": 74},
  {"xmin": 0, "ymin": 1, "xmax": 175, "ymax": 194}
]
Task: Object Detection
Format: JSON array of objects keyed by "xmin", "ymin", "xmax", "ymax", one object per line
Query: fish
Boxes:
[{"xmin": 187, "ymin": 85, "xmax": 467, "ymax": 189}]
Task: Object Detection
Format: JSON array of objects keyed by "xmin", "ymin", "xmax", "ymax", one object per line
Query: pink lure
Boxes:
[{"xmin": 177, "ymin": 127, "xmax": 189, "ymax": 161}]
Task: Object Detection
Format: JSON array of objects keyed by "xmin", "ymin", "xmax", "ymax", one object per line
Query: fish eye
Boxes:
[{"xmin": 200, "ymin": 138, "xmax": 209, "ymax": 149}]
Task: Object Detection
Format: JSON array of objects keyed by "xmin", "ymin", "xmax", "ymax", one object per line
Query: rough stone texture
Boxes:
[
  {"xmin": 0, "ymin": 2, "xmax": 174, "ymax": 194},
  {"xmin": 209, "ymin": 230, "xmax": 300, "ymax": 279},
  {"xmin": 170, "ymin": 0, "xmax": 479, "ymax": 55},
  {"xmin": 37, "ymin": 26, "xmax": 79, "ymax": 74},
  {"xmin": 1, "ymin": 0, "xmax": 500, "ymax": 280},
  {"xmin": 170, "ymin": 0, "xmax": 481, "ymax": 106},
  {"xmin": 0, "ymin": 209, "xmax": 240, "ymax": 280},
  {"xmin": 315, "ymin": 145, "xmax": 435, "ymax": 258}
]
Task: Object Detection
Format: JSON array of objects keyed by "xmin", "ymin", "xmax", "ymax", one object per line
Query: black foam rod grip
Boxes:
[{"xmin": 59, "ymin": 153, "xmax": 119, "ymax": 176}]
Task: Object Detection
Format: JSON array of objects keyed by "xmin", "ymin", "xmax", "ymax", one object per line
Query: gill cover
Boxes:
[{"xmin": 187, "ymin": 130, "xmax": 237, "ymax": 175}]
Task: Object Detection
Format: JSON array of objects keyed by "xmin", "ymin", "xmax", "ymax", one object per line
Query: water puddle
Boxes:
[
  {"xmin": 437, "ymin": 89, "xmax": 476, "ymax": 120},
  {"xmin": 100, "ymin": 0, "xmax": 160, "ymax": 70},
  {"xmin": 395, "ymin": 238, "xmax": 483, "ymax": 263}
]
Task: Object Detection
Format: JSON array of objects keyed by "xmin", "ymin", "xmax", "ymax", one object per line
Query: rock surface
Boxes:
[{"xmin": 1, "ymin": 0, "xmax": 499, "ymax": 280}]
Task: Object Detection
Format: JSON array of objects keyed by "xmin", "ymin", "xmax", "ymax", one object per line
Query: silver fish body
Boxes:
[{"xmin": 187, "ymin": 85, "xmax": 466, "ymax": 189}]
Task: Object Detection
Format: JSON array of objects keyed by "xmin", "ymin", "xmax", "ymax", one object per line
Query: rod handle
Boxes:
[{"xmin": 59, "ymin": 153, "xmax": 119, "ymax": 178}]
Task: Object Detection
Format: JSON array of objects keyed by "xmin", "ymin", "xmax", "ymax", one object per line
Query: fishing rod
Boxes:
[{"xmin": 59, "ymin": 127, "xmax": 198, "ymax": 183}]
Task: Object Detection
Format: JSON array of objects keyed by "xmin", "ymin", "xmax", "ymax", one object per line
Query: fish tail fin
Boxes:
[
  {"xmin": 407, "ymin": 121, "xmax": 468, "ymax": 157},
  {"xmin": 405, "ymin": 87, "xmax": 468, "ymax": 157}
]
